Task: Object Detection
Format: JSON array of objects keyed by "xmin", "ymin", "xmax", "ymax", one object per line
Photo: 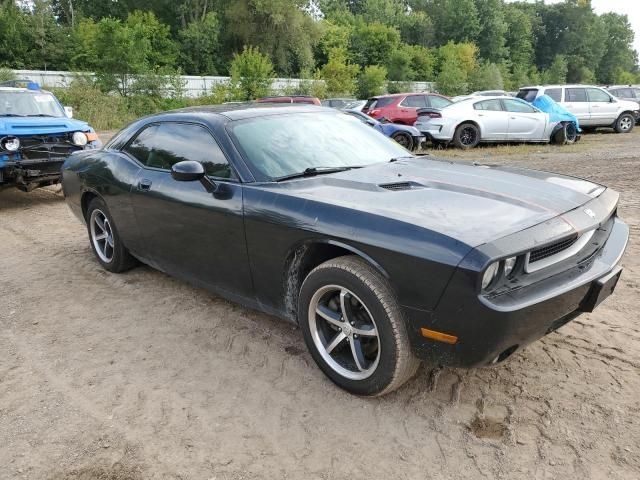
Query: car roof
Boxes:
[
  {"xmin": 370, "ymin": 92, "xmax": 443, "ymax": 99},
  {"xmin": 520, "ymin": 85, "xmax": 605, "ymax": 90},
  {"xmin": 0, "ymin": 87, "xmax": 36, "ymax": 92},
  {"xmin": 146, "ymin": 104, "xmax": 334, "ymax": 122}
]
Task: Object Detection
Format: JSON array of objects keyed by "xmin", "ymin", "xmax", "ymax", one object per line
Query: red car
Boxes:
[
  {"xmin": 363, "ymin": 93, "xmax": 452, "ymax": 125},
  {"xmin": 255, "ymin": 96, "xmax": 321, "ymax": 106}
]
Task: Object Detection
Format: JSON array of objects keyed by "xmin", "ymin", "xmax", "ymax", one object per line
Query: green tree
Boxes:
[
  {"xmin": 229, "ymin": 46, "xmax": 275, "ymax": 100},
  {"xmin": 503, "ymin": 5, "xmax": 533, "ymax": 80},
  {"xmin": 597, "ymin": 13, "xmax": 638, "ymax": 84},
  {"xmin": 349, "ymin": 21, "xmax": 400, "ymax": 67},
  {"xmin": 178, "ymin": 12, "xmax": 220, "ymax": 75},
  {"xmin": 356, "ymin": 64, "xmax": 387, "ymax": 98},
  {"xmin": 541, "ymin": 55, "xmax": 568, "ymax": 84},
  {"xmin": 435, "ymin": 42, "xmax": 478, "ymax": 95},
  {"xmin": 474, "ymin": 0, "xmax": 506, "ymax": 63},
  {"xmin": 320, "ymin": 48, "xmax": 359, "ymax": 95},
  {"xmin": 425, "ymin": 0, "xmax": 480, "ymax": 45},
  {"xmin": 471, "ymin": 62, "xmax": 503, "ymax": 91}
]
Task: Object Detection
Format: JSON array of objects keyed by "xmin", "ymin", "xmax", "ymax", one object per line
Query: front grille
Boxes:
[
  {"xmin": 380, "ymin": 182, "xmax": 412, "ymax": 191},
  {"xmin": 530, "ymin": 235, "xmax": 579, "ymax": 263},
  {"xmin": 18, "ymin": 134, "xmax": 82, "ymax": 161}
]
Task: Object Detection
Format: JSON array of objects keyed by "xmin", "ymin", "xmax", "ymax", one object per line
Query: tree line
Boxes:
[{"xmin": 0, "ymin": 0, "xmax": 637, "ymax": 99}]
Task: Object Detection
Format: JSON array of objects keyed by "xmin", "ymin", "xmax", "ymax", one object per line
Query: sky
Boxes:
[{"xmin": 507, "ymin": 1, "xmax": 640, "ymax": 54}]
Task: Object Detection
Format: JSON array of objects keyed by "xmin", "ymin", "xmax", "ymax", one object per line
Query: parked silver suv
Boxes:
[{"xmin": 517, "ymin": 85, "xmax": 639, "ymax": 133}]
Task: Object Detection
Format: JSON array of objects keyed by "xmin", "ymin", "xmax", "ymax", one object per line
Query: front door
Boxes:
[
  {"xmin": 125, "ymin": 121, "xmax": 253, "ymax": 300},
  {"xmin": 503, "ymin": 99, "xmax": 547, "ymax": 140},
  {"xmin": 586, "ymin": 87, "xmax": 619, "ymax": 125}
]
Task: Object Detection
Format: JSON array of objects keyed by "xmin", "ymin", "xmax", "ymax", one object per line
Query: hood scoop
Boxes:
[{"xmin": 379, "ymin": 181, "xmax": 423, "ymax": 191}]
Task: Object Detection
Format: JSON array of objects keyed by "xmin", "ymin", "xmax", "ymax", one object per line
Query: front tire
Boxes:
[
  {"xmin": 453, "ymin": 122, "xmax": 480, "ymax": 149},
  {"xmin": 86, "ymin": 197, "xmax": 137, "ymax": 273},
  {"xmin": 614, "ymin": 113, "xmax": 634, "ymax": 133},
  {"xmin": 298, "ymin": 256, "xmax": 420, "ymax": 396},
  {"xmin": 392, "ymin": 132, "xmax": 414, "ymax": 150}
]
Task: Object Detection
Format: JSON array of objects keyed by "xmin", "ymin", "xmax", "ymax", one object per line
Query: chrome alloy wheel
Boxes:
[
  {"xmin": 90, "ymin": 209, "xmax": 114, "ymax": 263},
  {"xmin": 308, "ymin": 285, "xmax": 380, "ymax": 380},
  {"xmin": 620, "ymin": 116, "xmax": 633, "ymax": 131}
]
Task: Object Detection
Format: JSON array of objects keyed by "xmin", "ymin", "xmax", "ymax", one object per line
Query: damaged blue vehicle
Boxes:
[{"xmin": 0, "ymin": 82, "xmax": 101, "ymax": 192}]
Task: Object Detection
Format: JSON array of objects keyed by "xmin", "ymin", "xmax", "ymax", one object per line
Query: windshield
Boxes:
[
  {"xmin": 0, "ymin": 91, "xmax": 65, "ymax": 117},
  {"xmin": 229, "ymin": 112, "xmax": 410, "ymax": 180}
]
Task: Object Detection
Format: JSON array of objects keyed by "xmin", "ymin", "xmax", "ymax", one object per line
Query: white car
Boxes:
[
  {"xmin": 517, "ymin": 85, "xmax": 639, "ymax": 133},
  {"xmin": 414, "ymin": 96, "xmax": 576, "ymax": 149}
]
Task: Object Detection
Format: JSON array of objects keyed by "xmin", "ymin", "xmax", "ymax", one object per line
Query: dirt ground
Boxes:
[{"xmin": 1, "ymin": 130, "xmax": 639, "ymax": 480}]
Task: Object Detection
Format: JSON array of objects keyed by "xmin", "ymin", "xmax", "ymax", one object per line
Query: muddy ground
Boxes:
[{"xmin": 1, "ymin": 130, "xmax": 639, "ymax": 480}]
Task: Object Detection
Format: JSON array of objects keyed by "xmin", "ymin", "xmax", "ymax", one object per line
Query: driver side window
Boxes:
[{"xmin": 124, "ymin": 122, "xmax": 236, "ymax": 179}]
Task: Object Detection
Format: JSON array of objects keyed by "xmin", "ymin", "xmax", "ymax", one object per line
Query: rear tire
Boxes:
[
  {"xmin": 614, "ymin": 113, "xmax": 634, "ymax": 133},
  {"xmin": 453, "ymin": 123, "xmax": 480, "ymax": 149},
  {"xmin": 298, "ymin": 256, "xmax": 420, "ymax": 396},
  {"xmin": 552, "ymin": 122, "xmax": 578, "ymax": 145},
  {"xmin": 392, "ymin": 132, "xmax": 414, "ymax": 150},
  {"xmin": 86, "ymin": 197, "xmax": 137, "ymax": 273}
]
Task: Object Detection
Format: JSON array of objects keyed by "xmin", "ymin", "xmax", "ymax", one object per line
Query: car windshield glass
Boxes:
[
  {"xmin": 229, "ymin": 112, "xmax": 410, "ymax": 180},
  {"xmin": 0, "ymin": 91, "xmax": 65, "ymax": 117}
]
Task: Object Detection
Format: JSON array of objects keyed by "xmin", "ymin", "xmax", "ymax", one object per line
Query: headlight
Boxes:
[
  {"xmin": 481, "ymin": 262, "xmax": 500, "ymax": 290},
  {"xmin": 1, "ymin": 136, "xmax": 20, "ymax": 152},
  {"xmin": 72, "ymin": 131, "xmax": 88, "ymax": 146},
  {"xmin": 504, "ymin": 256, "xmax": 517, "ymax": 277}
]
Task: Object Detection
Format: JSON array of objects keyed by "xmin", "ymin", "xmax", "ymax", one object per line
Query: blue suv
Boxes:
[{"xmin": 0, "ymin": 81, "xmax": 100, "ymax": 192}]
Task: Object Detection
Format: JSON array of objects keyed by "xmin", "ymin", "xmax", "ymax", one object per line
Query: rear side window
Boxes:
[
  {"xmin": 429, "ymin": 96, "xmax": 453, "ymax": 109},
  {"xmin": 364, "ymin": 97, "xmax": 395, "ymax": 110},
  {"xmin": 586, "ymin": 88, "xmax": 611, "ymax": 103},
  {"xmin": 516, "ymin": 89, "xmax": 538, "ymax": 102},
  {"xmin": 632, "ymin": 89, "xmax": 640, "ymax": 99},
  {"xmin": 474, "ymin": 99, "xmax": 503, "ymax": 111},
  {"xmin": 124, "ymin": 122, "xmax": 235, "ymax": 179},
  {"xmin": 502, "ymin": 99, "xmax": 536, "ymax": 113},
  {"xmin": 565, "ymin": 88, "xmax": 588, "ymax": 102},
  {"xmin": 400, "ymin": 95, "xmax": 428, "ymax": 108},
  {"xmin": 545, "ymin": 88, "xmax": 562, "ymax": 102}
]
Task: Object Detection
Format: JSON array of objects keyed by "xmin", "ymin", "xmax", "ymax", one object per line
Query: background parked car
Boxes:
[
  {"xmin": 321, "ymin": 98, "xmax": 356, "ymax": 109},
  {"xmin": 517, "ymin": 85, "xmax": 639, "ymax": 133},
  {"xmin": 452, "ymin": 90, "xmax": 511, "ymax": 102},
  {"xmin": 362, "ymin": 93, "xmax": 452, "ymax": 125},
  {"xmin": 607, "ymin": 86, "xmax": 640, "ymax": 121},
  {"xmin": 0, "ymin": 83, "xmax": 100, "ymax": 191},
  {"xmin": 255, "ymin": 96, "xmax": 321, "ymax": 105},
  {"xmin": 344, "ymin": 108, "xmax": 424, "ymax": 151},
  {"xmin": 414, "ymin": 96, "xmax": 576, "ymax": 149}
]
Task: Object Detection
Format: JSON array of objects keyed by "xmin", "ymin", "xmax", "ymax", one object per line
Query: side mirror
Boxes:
[
  {"xmin": 64, "ymin": 106, "xmax": 73, "ymax": 118},
  {"xmin": 171, "ymin": 160, "xmax": 205, "ymax": 182},
  {"xmin": 171, "ymin": 160, "xmax": 218, "ymax": 193}
]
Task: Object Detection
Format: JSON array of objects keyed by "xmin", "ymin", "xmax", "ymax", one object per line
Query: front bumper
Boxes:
[{"xmin": 404, "ymin": 204, "xmax": 629, "ymax": 367}]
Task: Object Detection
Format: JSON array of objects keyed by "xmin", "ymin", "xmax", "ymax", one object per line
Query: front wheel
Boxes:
[
  {"xmin": 298, "ymin": 256, "xmax": 420, "ymax": 396},
  {"xmin": 453, "ymin": 123, "xmax": 480, "ymax": 149},
  {"xmin": 392, "ymin": 132, "xmax": 414, "ymax": 150},
  {"xmin": 614, "ymin": 113, "xmax": 634, "ymax": 133},
  {"xmin": 86, "ymin": 197, "xmax": 137, "ymax": 273}
]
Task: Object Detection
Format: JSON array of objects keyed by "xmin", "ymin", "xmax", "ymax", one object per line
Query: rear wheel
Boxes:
[
  {"xmin": 298, "ymin": 256, "xmax": 420, "ymax": 396},
  {"xmin": 453, "ymin": 123, "xmax": 480, "ymax": 149},
  {"xmin": 86, "ymin": 197, "xmax": 137, "ymax": 273},
  {"xmin": 553, "ymin": 122, "xmax": 578, "ymax": 145},
  {"xmin": 614, "ymin": 113, "xmax": 634, "ymax": 133},
  {"xmin": 392, "ymin": 132, "xmax": 414, "ymax": 150}
]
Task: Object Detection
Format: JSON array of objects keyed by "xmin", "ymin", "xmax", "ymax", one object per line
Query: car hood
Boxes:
[
  {"xmin": 619, "ymin": 100, "xmax": 640, "ymax": 110},
  {"xmin": 272, "ymin": 157, "xmax": 604, "ymax": 247},
  {"xmin": 0, "ymin": 116, "xmax": 91, "ymax": 135}
]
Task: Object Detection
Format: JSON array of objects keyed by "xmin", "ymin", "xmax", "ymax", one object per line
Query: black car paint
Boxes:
[{"xmin": 62, "ymin": 106, "xmax": 628, "ymax": 367}]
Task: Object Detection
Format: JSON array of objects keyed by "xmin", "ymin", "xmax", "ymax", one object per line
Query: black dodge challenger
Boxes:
[{"xmin": 62, "ymin": 105, "xmax": 629, "ymax": 396}]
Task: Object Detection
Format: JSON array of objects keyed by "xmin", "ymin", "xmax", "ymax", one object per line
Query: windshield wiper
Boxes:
[
  {"xmin": 275, "ymin": 166, "xmax": 359, "ymax": 182},
  {"xmin": 0, "ymin": 113, "xmax": 26, "ymax": 117},
  {"xmin": 28, "ymin": 114, "xmax": 56, "ymax": 117},
  {"xmin": 389, "ymin": 155, "xmax": 415, "ymax": 163}
]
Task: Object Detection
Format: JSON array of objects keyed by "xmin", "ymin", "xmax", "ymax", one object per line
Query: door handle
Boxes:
[
  {"xmin": 138, "ymin": 179, "xmax": 152, "ymax": 191},
  {"xmin": 478, "ymin": 113, "xmax": 484, "ymax": 117}
]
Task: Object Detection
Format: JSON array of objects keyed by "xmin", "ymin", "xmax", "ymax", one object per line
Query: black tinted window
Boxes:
[
  {"xmin": 566, "ymin": 88, "xmax": 588, "ymax": 102},
  {"xmin": 401, "ymin": 95, "xmax": 427, "ymax": 107},
  {"xmin": 545, "ymin": 88, "xmax": 562, "ymax": 102},
  {"xmin": 474, "ymin": 99, "xmax": 503, "ymax": 111},
  {"xmin": 125, "ymin": 123, "xmax": 234, "ymax": 179},
  {"xmin": 516, "ymin": 89, "xmax": 538, "ymax": 102},
  {"xmin": 365, "ymin": 97, "xmax": 395, "ymax": 110}
]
